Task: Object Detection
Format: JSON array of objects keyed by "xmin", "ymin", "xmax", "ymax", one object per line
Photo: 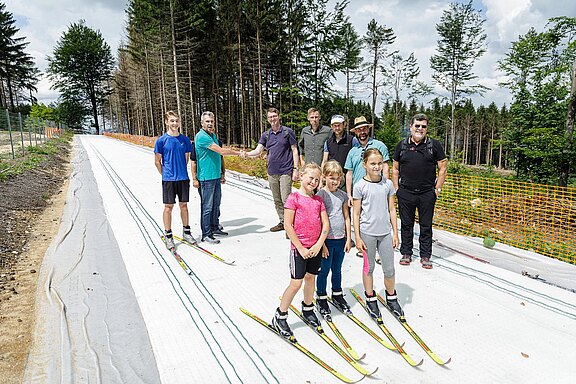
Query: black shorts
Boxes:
[
  {"xmin": 162, "ymin": 180, "xmax": 190, "ymax": 204},
  {"xmin": 289, "ymin": 248, "xmax": 322, "ymax": 280}
]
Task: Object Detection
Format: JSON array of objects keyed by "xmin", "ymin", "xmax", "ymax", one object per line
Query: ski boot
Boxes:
[
  {"xmin": 301, "ymin": 302, "xmax": 320, "ymax": 327},
  {"xmin": 385, "ymin": 290, "xmax": 405, "ymax": 321},
  {"xmin": 272, "ymin": 308, "xmax": 293, "ymax": 338},
  {"xmin": 315, "ymin": 295, "xmax": 331, "ymax": 318},
  {"xmin": 365, "ymin": 291, "xmax": 381, "ymax": 319},
  {"xmin": 164, "ymin": 234, "xmax": 175, "ymax": 250},
  {"xmin": 182, "ymin": 232, "xmax": 197, "ymax": 245},
  {"xmin": 331, "ymin": 290, "xmax": 351, "ymax": 314}
]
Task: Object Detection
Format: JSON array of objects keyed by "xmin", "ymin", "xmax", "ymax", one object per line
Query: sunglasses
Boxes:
[{"xmin": 414, "ymin": 124, "xmax": 427, "ymax": 129}]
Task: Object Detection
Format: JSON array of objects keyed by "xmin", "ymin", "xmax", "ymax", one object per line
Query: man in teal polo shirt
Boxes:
[
  {"xmin": 345, "ymin": 116, "xmax": 389, "ymax": 260},
  {"xmin": 194, "ymin": 111, "xmax": 243, "ymax": 244}
]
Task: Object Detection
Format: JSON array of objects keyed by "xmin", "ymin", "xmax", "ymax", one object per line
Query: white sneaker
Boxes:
[
  {"xmin": 164, "ymin": 236, "xmax": 175, "ymax": 250},
  {"xmin": 182, "ymin": 232, "xmax": 197, "ymax": 244}
]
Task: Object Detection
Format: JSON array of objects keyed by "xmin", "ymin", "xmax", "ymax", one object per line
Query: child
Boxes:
[
  {"xmin": 352, "ymin": 148, "xmax": 403, "ymax": 320},
  {"xmin": 315, "ymin": 160, "xmax": 352, "ymax": 316},
  {"xmin": 273, "ymin": 163, "xmax": 330, "ymax": 337}
]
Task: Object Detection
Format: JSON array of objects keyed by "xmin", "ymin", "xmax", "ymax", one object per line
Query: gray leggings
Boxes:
[{"xmin": 361, "ymin": 233, "xmax": 395, "ymax": 278}]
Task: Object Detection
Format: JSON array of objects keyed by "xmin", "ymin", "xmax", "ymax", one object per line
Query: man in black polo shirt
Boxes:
[
  {"xmin": 321, "ymin": 114, "xmax": 359, "ymax": 187},
  {"xmin": 392, "ymin": 113, "xmax": 447, "ymax": 269}
]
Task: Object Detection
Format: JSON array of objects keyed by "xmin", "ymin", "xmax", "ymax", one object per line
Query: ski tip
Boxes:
[
  {"xmin": 415, "ymin": 358, "xmax": 424, "ymax": 367},
  {"xmin": 357, "ymin": 352, "xmax": 366, "ymax": 361},
  {"xmin": 440, "ymin": 357, "xmax": 452, "ymax": 365}
]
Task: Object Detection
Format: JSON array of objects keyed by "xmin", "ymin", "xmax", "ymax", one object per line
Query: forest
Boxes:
[{"xmin": 1, "ymin": 1, "xmax": 575, "ymax": 186}]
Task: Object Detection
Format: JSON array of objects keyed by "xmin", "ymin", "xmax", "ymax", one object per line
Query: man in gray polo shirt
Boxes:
[
  {"xmin": 298, "ymin": 108, "xmax": 331, "ymax": 167},
  {"xmin": 243, "ymin": 107, "xmax": 299, "ymax": 232}
]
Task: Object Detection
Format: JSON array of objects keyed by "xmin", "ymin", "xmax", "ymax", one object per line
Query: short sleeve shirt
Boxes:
[
  {"xmin": 194, "ymin": 129, "xmax": 222, "ymax": 181},
  {"xmin": 154, "ymin": 133, "xmax": 192, "ymax": 181},
  {"xmin": 344, "ymin": 138, "xmax": 389, "ymax": 186},
  {"xmin": 258, "ymin": 126, "xmax": 297, "ymax": 175},
  {"xmin": 393, "ymin": 137, "xmax": 446, "ymax": 191},
  {"xmin": 316, "ymin": 188, "xmax": 348, "ymax": 239},
  {"xmin": 284, "ymin": 192, "xmax": 326, "ymax": 248},
  {"xmin": 353, "ymin": 177, "xmax": 395, "ymax": 236}
]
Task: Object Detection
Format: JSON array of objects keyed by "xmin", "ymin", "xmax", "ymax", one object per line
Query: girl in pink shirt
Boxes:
[{"xmin": 272, "ymin": 163, "xmax": 330, "ymax": 338}]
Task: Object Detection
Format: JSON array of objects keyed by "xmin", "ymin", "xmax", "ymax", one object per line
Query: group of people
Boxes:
[{"xmin": 153, "ymin": 107, "xmax": 447, "ymax": 338}]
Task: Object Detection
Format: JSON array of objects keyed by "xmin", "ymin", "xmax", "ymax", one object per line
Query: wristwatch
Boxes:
[{"xmin": 436, "ymin": 187, "xmax": 442, "ymax": 193}]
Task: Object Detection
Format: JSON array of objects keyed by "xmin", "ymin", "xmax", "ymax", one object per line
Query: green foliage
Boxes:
[
  {"xmin": 47, "ymin": 20, "xmax": 114, "ymax": 134},
  {"xmin": 0, "ymin": 3, "xmax": 39, "ymax": 110},
  {"xmin": 30, "ymin": 103, "xmax": 55, "ymax": 121},
  {"xmin": 375, "ymin": 113, "xmax": 401, "ymax": 156},
  {"xmin": 498, "ymin": 17, "xmax": 576, "ymax": 185}
]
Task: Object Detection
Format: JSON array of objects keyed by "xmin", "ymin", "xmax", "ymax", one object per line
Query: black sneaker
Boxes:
[
  {"xmin": 202, "ymin": 235, "xmax": 220, "ymax": 244},
  {"xmin": 212, "ymin": 229, "xmax": 228, "ymax": 236},
  {"xmin": 365, "ymin": 291, "xmax": 381, "ymax": 319},
  {"xmin": 272, "ymin": 308, "xmax": 293, "ymax": 338},
  {"xmin": 270, "ymin": 222, "xmax": 284, "ymax": 232},
  {"xmin": 315, "ymin": 296, "xmax": 331, "ymax": 317},
  {"xmin": 301, "ymin": 302, "xmax": 320, "ymax": 327},
  {"xmin": 385, "ymin": 291, "xmax": 405, "ymax": 320},
  {"xmin": 331, "ymin": 290, "xmax": 350, "ymax": 311}
]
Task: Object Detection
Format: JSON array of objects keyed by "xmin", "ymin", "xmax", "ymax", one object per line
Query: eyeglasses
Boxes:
[{"xmin": 414, "ymin": 124, "xmax": 427, "ymax": 129}]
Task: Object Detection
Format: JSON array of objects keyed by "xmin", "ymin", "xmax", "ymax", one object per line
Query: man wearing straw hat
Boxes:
[{"xmin": 344, "ymin": 116, "xmax": 390, "ymax": 261}]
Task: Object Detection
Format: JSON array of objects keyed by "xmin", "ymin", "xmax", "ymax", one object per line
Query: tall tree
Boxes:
[
  {"xmin": 0, "ymin": 2, "xmax": 39, "ymax": 110},
  {"xmin": 48, "ymin": 20, "xmax": 114, "ymax": 134},
  {"xmin": 430, "ymin": 0, "xmax": 487, "ymax": 158},
  {"xmin": 363, "ymin": 19, "xmax": 396, "ymax": 132},
  {"xmin": 339, "ymin": 20, "xmax": 363, "ymax": 114},
  {"xmin": 499, "ymin": 17, "xmax": 576, "ymax": 185}
]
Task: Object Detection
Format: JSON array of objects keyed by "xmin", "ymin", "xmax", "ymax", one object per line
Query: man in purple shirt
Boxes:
[{"xmin": 243, "ymin": 107, "xmax": 299, "ymax": 231}]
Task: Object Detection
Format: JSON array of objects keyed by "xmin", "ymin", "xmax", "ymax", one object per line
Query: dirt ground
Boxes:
[{"xmin": 0, "ymin": 139, "xmax": 71, "ymax": 383}]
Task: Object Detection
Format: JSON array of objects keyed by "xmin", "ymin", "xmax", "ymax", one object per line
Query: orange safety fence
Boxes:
[
  {"xmin": 105, "ymin": 132, "xmax": 157, "ymax": 148},
  {"xmin": 45, "ymin": 127, "xmax": 61, "ymax": 138},
  {"xmin": 435, "ymin": 174, "xmax": 576, "ymax": 265},
  {"xmin": 105, "ymin": 132, "xmax": 576, "ymax": 265}
]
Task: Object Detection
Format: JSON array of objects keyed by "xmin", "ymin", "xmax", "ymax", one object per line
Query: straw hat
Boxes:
[{"xmin": 351, "ymin": 116, "xmax": 373, "ymax": 131}]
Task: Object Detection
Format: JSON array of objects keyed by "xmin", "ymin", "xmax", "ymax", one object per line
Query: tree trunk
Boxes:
[
  {"xmin": 559, "ymin": 57, "xmax": 576, "ymax": 187},
  {"xmin": 256, "ymin": 3, "xmax": 264, "ymax": 136},
  {"xmin": 169, "ymin": 0, "xmax": 181, "ymax": 117}
]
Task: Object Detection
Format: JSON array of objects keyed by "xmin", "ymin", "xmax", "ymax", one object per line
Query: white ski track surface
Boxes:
[{"xmin": 30, "ymin": 135, "xmax": 576, "ymax": 384}]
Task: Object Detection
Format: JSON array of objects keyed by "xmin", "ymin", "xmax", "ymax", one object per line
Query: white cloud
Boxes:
[{"xmin": 4, "ymin": 0, "xmax": 576, "ymax": 109}]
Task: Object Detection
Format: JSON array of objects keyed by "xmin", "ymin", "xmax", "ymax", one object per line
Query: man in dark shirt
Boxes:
[
  {"xmin": 392, "ymin": 113, "xmax": 447, "ymax": 269},
  {"xmin": 321, "ymin": 114, "xmax": 359, "ymax": 188}
]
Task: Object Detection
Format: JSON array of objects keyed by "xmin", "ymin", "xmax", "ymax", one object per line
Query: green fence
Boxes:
[{"xmin": 0, "ymin": 109, "xmax": 66, "ymax": 160}]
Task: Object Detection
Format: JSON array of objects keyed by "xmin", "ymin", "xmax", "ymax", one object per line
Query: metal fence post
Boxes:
[
  {"xmin": 27, "ymin": 115, "xmax": 32, "ymax": 146},
  {"xmin": 18, "ymin": 112, "xmax": 25, "ymax": 156},
  {"xmin": 6, "ymin": 110, "xmax": 15, "ymax": 159}
]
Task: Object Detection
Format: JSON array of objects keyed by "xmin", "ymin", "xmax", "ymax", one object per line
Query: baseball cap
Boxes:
[{"xmin": 330, "ymin": 115, "xmax": 345, "ymax": 124}]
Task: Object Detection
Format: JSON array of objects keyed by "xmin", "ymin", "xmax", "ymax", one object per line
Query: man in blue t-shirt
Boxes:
[
  {"xmin": 154, "ymin": 111, "xmax": 196, "ymax": 250},
  {"xmin": 194, "ymin": 111, "xmax": 244, "ymax": 244},
  {"xmin": 243, "ymin": 107, "xmax": 299, "ymax": 232}
]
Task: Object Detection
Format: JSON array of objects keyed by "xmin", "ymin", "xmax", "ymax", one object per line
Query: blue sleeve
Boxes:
[
  {"xmin": 288, "ymin": 128, "xmax": 297, "ymax": 146},
  {"xmin": 190, "ymin": 143, "xmax": 196, "ymax": 161},
  {"xmin": 378, "ymin": 142, "xmax": 390, "ymax": 161},
  {"xmin": 258, "ymin": 131, "xmax": 267, "ymax": 146},
  {"xmin": 344, "ymin": 149, "xmax": 354, "ymax": 171},
  {"xmin": 154, "ymin": 136, "xmax": 164, "ymax": 154},
  {"xmin": 352, "ymin": 137, "xmax": 360, "ymax": 147},
  {"xmin": 323, "ymin": 141, "xmax": 328, "ymax": 152}
]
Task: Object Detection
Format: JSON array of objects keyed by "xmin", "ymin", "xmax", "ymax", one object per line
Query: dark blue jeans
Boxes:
[
  {"xmin": 199, "ymin": 178, "xmax": 221, "ymax": 238},
  {"xmin": 316, "ymin": 237, "xmax": 346, "ymax": 296}
]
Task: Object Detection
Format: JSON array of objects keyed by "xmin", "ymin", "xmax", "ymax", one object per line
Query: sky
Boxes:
[{"xmin": 5, "ymin": 0, "xmax": 576, "ymax": 109}]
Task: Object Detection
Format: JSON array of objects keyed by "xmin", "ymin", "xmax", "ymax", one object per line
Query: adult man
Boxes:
[
  {"xmin": 345, "ymin": 116, "xmax": 390, "ymax": 205},
  {"xmin": 392, "ymin": 113, "xmax": 447, "ymax": 269},
  {"xmin": 243, "ymin": 107, "xmax": 299, "ymax": 232},
  {"xmin": 321, "ymin": 114, "xmax": 359, "ymax": 184},
  {"xmin": 299, "ymin": 108, "xmax": 331, "ymax": 167},
  {"xmin": 154, "ymin": 110, "xmax": 196, "ymax": 250},
  {"xmin": 344, "ymin": 116, "xmax": 389, "ymax": 259},
  {"xmin": 194, "ymin": 111, "xmax": 243, "ymax": 244}
]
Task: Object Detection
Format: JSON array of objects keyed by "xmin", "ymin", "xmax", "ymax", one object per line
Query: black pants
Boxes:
[{"xmin": 397, "ymin": 188, "xmax": 436, "ymax": 258}]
